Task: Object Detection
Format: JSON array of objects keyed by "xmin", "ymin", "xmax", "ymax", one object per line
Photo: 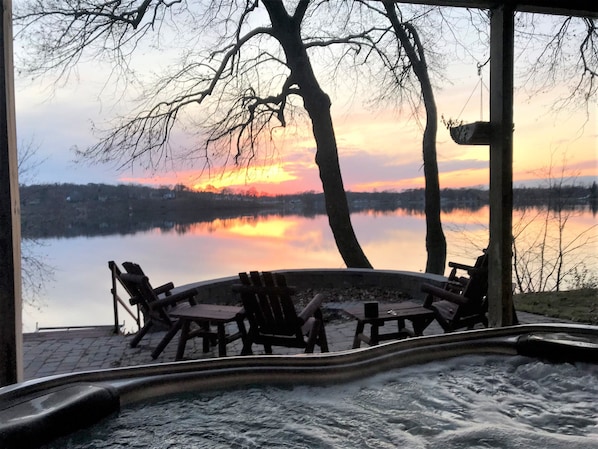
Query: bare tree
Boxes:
[
  {"xmin": 367, "ymin": 7, "xmax": 597, "ymax": 275},
  {"xmin": 515, "ymin": 14, "xmax": 597, "ymax": 116},
  {"xmin": 317, "ymin": 1, "xmax": 464, "ymax": 274},
  {"xmin": 17, "ymin": 139, "xmax": 54, "ymax": 308},
  {"xmin": 14, "ymin": 2, "xmax": 597, "ymax": 275},
  {"xmin": 15, "ymin": 0, "xmax": 372, "ymax": 268},
  {"xmin": 512, "ymin": 163, "xmax": 598, "ymax": 293},
  {"xmin": 379, "ymin": 1, "xmax": 446, "ymax": 274},
  {"xmin": 16, "ymin": 137, "xmax": 45, "ymax": 185},
  {"xmin": 279, "ymin": 1, "xmax": 454, "ymax": 274}
]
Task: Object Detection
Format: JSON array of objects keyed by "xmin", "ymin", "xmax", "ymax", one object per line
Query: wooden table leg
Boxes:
[
  {"xmin": 175, "ymin": 319, "xmax": 191, "ymax": 361},
  {"xmin": 200, "ymin": 322, "xmax": 211, "ymax": 353},
  {"xmin": 353, "ymin": 321, "xmax": 365, "ymax": 348},
  {"xmin": 216, "ymin": 323, "xmax": 227, "ymax": 357},
  {"xmin": 396, "ymin": 318, "xmax": 406, "ymax": 333},
  {"xmin": 370, "ymin": 322, "xmax": 379, "ymax": 346}
]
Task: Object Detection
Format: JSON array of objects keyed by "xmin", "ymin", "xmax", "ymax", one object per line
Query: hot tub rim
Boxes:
[{"xmin": 1, "ymin": 323, "xmax": 597, "ymax": 449}]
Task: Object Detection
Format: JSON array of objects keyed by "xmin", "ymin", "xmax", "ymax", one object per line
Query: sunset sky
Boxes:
[{"xmin": 13, "ymin": 7, "xmax": 597, "ymax": 195}]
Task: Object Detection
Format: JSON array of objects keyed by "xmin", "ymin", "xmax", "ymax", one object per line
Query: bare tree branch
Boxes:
[{"xmin": 517, "ymin": 14, "xmax": 597, "ymax": 113}]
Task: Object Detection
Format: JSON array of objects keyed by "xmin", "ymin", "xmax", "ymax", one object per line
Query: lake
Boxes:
[{"xmin": 21, "ymin": 206, "xmax": 597, "ymax": 333}]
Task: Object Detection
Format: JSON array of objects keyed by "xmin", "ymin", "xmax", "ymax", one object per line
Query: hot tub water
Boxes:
[{"xmin": 45, "ymin": 355, "xmax": 598, "ymax": 448}]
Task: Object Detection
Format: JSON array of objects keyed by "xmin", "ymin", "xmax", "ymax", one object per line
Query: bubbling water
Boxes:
[{"xmin": 47, "ymin": 355, "xmax": 598, "ymax": 448}]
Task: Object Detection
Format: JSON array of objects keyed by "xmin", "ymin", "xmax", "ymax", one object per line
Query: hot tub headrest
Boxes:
[
  {"xmin": 517, "ymin": 332, "xmax": 598, "ymax": 364},
  {"xmin": 0, "ymin": 383, "xmax": 120, "ymax": 449}
]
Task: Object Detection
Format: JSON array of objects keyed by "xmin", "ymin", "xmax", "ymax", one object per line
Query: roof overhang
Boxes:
[{"xmin": 394, "ymin": 0, "xmax": 598, "ymax": 18}]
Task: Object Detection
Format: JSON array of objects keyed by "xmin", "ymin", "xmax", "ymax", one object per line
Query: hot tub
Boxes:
[{"xmin": 1, "ymin": 324, "xmax": 597, "ymax": 448}]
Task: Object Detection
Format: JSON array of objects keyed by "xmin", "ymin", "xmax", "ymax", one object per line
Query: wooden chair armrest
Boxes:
[
  {"xmin": 448, "ymin": 262, "xmax": 487, "ymax": 276},
  {"xmin": 153, "ymin": 282, "xmax": 175, "ymax": 296},
  {"xmin": 448, "ymin": 261, "xmax": 476, "ymax": 271},
  {"xmin": 421, "ymin": 283, "xmax": 470, "ymax": 306},
  {"xmin": 300, "ymin": 316, "xmax": 317, "ymax": 336},
  {"xmin": 298, "ymin": 293, "xmax": 326, "ymax": 323},
  {"xmin": 152, "ymin": 287, "xmax": 199, "ymax": 309}
]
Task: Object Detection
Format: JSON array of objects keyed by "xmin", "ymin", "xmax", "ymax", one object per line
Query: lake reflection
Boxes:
[{"xmin": 22, "ymin": 206, "xmax": 597, "ymax": 333}]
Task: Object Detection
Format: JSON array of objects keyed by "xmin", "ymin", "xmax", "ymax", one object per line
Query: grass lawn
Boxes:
[{"xmin": 514, "ymin": 288, "xmax": 598, "ymax": 325}]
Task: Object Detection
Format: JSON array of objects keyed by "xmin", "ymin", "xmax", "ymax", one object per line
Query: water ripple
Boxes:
[{"xmin": 47, "ymin": 355, "xmax": 598, "ymax": 448}]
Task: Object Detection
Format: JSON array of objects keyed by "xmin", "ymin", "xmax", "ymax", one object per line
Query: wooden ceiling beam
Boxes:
[{"xmin": 394, "ymin": 0, "xmax": 598, "ymax": 18}]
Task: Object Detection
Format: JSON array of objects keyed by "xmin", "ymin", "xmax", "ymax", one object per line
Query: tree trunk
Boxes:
[
  {"xmin": 384, "ymin": 4, "xmax": 447, "ymax": 274},
  {"xmin": 421, "ymin": 80, "xmax": 447, "ymax": 274},
  {"xmin": 265, "ymin": 1, "xmax": 372, "ymax": 268}
]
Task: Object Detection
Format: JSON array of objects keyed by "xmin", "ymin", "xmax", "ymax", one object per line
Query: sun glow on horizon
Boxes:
[
  {"xmin": 119, "ymin": 159, "xmax": 312, "ymax": 195},
  {"xmin": 193, "ymin": 163, "xmax": 300, "ymax": 191}
]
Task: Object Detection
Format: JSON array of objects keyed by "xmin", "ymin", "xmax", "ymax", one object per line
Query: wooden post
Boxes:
[
  {"xmin": 0, "ymin": 0, "xmax": 22, "ymax": 385},
  {"xmin": 488, "ymin": 4, "xmax": 515, "ymax": 327}
]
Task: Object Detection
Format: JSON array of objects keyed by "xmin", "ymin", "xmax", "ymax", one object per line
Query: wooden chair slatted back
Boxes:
[
  {"xmin": 240, "ymin": 271, "xmax": 300, "ymax": 336},
  {"xmin": 456, "ymin": 253, "xmax": 489, "ymax": 317},
  {"xmin": 110, "ymin": 261, "xmax": 139, "ymax": 303},
  {"xmin": 120, "ymin": 263, "xmax": 172, "ymax": 325},
  {"xmin": 462, "ymin": 253, "xmax": 488, "ymax": 294}
]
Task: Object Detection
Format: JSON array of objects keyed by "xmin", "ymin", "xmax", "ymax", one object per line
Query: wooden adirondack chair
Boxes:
[
  {"xmin": 232, "ymin": 271, "xmax": 329, "ymax": 355},
  {"xmin": 110, "ymin": 261, "xmax": 201, "ymax": 349},
  {"xmin": 443, "ymin": 249, "xmax": 489, "ymax": 293},
  {"xmin": 421, "ymin": 252, "xmax": 489, "ymax": 332}
]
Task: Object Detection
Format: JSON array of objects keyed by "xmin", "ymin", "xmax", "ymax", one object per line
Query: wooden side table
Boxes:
[
  {"xmin": 152, "ymin": 304, "xmax": 246, "ymax": 360},
  {"xmin": 343, "ymin": 301, "xmax": 435, "ymax": 349}
]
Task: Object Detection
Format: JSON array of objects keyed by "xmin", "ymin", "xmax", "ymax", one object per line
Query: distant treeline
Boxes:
[{"xmin": 20, "ymin": 182, "xmax": 597, "ymax": 239}]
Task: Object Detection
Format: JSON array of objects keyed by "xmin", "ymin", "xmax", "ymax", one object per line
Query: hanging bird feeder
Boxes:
[
  {"xmin": 450, "ymin": 121, "xmax": 491, "ymax": 145},
  {"xmin": 449, "ymin": 62, "xmax": 492, "ymax": 146}
]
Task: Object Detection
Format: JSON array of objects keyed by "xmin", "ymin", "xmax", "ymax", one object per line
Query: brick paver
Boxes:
[{"xmin": 22, "ymin": 311, "xmax": 570, "ymax": 380}]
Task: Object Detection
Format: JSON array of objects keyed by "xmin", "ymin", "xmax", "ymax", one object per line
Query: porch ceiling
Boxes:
[{"xmin": 395, "ymin": 0, "xmax": 598, "ymax": 18}]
